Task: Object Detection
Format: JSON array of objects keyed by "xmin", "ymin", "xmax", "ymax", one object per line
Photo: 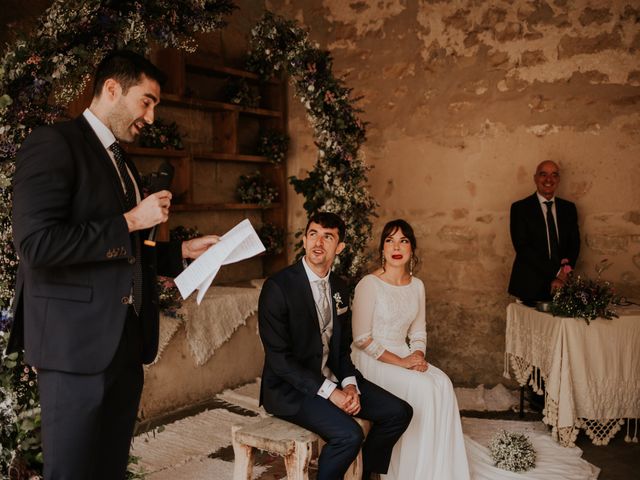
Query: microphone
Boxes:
[{"xmin": 144, "ymin": 161, "xmax": 175, "ymax": 247}]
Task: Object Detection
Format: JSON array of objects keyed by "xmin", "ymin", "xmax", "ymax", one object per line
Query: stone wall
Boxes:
[{"xmin": 268, "ymin": 0, "xmax": 640, "ymax": 385}]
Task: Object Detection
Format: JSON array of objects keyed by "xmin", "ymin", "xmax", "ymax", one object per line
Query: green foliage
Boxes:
[
  {"xmin": 247, "ymin": 12, "xmax": 377, "ymax": 278},
  {"xmin": 237, "ymin": 170, "xmax": 279, "ymax": 206},
  {"xmin": 139, "ymin": 118, "xmax": 184, "ymax": 150},
  {"xmin": 550, "ymin": 273, "xmax": 618, "ymax": 325},
  {"xmin": 221, "ymin": 77, "xmax": 261, "ymax": 108},
  {"xmin": 258, "ymin": 129, "xmax": 289, "ymax": 164},
  {"xmin": 258, "ymin": 223, "xmax": 285, "ymax": 255}
]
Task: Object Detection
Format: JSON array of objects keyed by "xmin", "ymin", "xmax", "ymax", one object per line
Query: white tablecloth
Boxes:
[{"xmin": 504, "ymin": 302, "xmax": 640, "ymax": 446}]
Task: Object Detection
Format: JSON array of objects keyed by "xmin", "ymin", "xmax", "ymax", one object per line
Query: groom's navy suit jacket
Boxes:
[
  {"xmin": 9, "ymin": 115, "xmax": 183, "ymax": 373},
  {"xmin": 258, "ymin": 260, "xmax": 361, "ymax": 416},
  {"xmin": 508, "ymin": 193, "xmax": 580, "ymax": 302}
]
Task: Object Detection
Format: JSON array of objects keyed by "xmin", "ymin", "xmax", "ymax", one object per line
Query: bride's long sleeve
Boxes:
[
  {"xmin": 352, "ymin": 276, "xmax": 385, "ymax": 359},
  {"xmin": 407, "ymin": 280, "xmax": 427, "ymax": 354}
]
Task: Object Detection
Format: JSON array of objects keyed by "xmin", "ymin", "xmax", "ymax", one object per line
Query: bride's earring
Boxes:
[
  {"xmin": 381, "ymin": 252, "xmax": 386, "ymax": 270},
  {"xmin": 409, "ymin": 255, "xmax": 416, "ymax": 276}
]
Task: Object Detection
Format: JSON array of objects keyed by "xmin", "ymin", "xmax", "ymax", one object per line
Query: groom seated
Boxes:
[{"xmin": 258, "ymin": 212, "xmax": 413, "ymax": 480}]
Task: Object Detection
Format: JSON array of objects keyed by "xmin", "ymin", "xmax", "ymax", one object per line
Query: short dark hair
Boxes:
[
  {"xmin": 93, "ymin": 50, "xmax": 167, "ymax": 97},
  {"xmin": 379, "ymin": 219, "xmax": 417, "ymax": 253},
  {"xmin": 305, "ymin": 212, "xmax": 346, "ymax": 242}
]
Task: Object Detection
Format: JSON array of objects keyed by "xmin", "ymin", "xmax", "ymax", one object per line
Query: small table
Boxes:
[{"xmin": 504, "ymin": 302, "xmax": 640, "ymax": 446}]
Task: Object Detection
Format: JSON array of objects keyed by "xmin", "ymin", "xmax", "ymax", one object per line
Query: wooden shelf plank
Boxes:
[
  {"xmin": 162, "ymin": 93, "xmax": 282, "ymax": 118},
  {"xmin": 192, "ymin": 151, "xmax": 270, "ymax": 163},
  {"xmin": 185, "ymin": 59, "xmax": 281, "ymax": 85},
  {"xmin": 172, "ymin": 203, "xmax": 281, "ymax": 212},
  {"xmin": 124, "ymin": 146, "xmax": 189, "ymax": 157}
]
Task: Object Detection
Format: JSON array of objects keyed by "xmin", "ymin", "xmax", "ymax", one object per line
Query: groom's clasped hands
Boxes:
[{"xmin": 329, "ymin": 384, "xmax": 362, "ymax": 415}]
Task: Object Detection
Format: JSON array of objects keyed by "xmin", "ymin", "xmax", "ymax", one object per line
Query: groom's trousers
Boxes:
[
  {"xmin": 277, "ymin": 377, "xmax": 413, "ymax": 480},
  {"xmin": 37, "ymin": 307, "xmax": 144, "ymax": 480}
]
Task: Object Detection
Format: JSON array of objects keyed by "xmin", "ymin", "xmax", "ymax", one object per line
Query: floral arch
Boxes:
[{"xmin": 0, "ymin": 3, "xmax": 375, "ymax": 476}]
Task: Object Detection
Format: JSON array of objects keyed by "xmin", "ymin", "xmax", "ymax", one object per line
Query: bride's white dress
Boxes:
[
  {"xmin": 351, "ymin": 274, "xmax": 470, "ymax": 480},
  {"xmin": 351, "ymin": 274, "xmax": 599, "ymax": 480}
]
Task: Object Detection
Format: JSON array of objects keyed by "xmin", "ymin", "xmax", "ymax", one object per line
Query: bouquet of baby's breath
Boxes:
[{"xmin": 489, "ymin": 430, "xmax": 536, "ymax": 473}]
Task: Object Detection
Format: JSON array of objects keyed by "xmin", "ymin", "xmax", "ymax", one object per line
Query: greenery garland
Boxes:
[
  {"xmin": 246, "ymin": 12, "xmax": 377, "ymax": 278},
  {"xmin": 0, "ymin": 1, "xmax": 235, "ymax": 476}
]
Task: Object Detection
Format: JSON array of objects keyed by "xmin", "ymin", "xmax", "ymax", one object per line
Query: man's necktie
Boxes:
[
  {"xmin": 544, "ymin": 201, "xmax": 560, "ymax": 264},
  {"xmin": 110, "ymin": 142, "xmax": 142, "ymax": 315},
  {"xmin": 317, "ymin": 279, "xmax": 332, "ymax": 332}
]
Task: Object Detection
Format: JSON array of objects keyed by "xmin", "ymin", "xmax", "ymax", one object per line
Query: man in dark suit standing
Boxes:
[
  {"xmin": 9, "ymin": 50, "xmax": 218, "ymax": 479},
  {"xmin": 508, "ymin": 160, "xmax": 580, "ymax": 305},
  {"xmin": 258, "ymin": 212, "xmax": 413, "ymax": 480}
]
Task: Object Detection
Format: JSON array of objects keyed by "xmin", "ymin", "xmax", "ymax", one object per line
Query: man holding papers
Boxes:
[
  {"xmin": 9, "ymin": 50, "xmax": 219, "ymax": 479},
  {"xmin": 258, "ymin": 212, "xmax": 412, "ymax": 480},
  {"xmin": 174, "ymin": 219, "xmax": 266, "ymax": 304}
]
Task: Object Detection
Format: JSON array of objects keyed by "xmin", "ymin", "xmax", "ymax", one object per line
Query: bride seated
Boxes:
[{"xmin": 351, "ymin": 218, "xmax": 470, "ymax": 480}]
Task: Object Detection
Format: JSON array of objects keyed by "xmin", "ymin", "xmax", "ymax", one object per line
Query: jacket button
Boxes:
[
  {"xmin": 121, "ymin": 296, "xmax": 130, "ymax": 304},
  {"xmin": 128, "ymin": 257, "xmax": 135, "ymax": 264}
]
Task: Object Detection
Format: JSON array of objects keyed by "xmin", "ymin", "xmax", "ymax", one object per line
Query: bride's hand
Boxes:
[
  {"xmin": 401, "ymin": 352, "xmax": 428, "ymax": 370},
  {"xmin": 411, "ymin": 362, "xmax": 429, "ymax": 372}
]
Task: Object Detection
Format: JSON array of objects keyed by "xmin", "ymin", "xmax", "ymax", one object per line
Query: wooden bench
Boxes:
[{"xmin": 232, "ymin": 415, "xmax": 371, "ymax": 480}]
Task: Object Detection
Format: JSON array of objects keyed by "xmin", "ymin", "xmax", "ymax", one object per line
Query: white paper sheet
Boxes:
[{"xmin": 174, "ymin": 219, "xmax": 266, "ymax": 303}]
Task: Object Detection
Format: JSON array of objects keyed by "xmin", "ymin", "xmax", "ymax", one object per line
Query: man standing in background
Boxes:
[{"xmin": 508, "ymin": 160, "xmax": 580, "ymax": 305}]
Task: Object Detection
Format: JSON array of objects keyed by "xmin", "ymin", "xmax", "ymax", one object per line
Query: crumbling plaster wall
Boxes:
[{"xmin": 268, "ymin": 0, "xmax": 640, "ymax": 385}]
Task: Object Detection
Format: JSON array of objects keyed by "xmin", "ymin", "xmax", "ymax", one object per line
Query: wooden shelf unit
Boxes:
[{"xmin": 128, "ymin": 47, "xmax": 289, "ymax": 277}]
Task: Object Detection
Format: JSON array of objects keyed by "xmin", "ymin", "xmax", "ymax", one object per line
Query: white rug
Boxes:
[{"xmin": 132, "ymin": 381, "xmax": 599, "ymax": 479}]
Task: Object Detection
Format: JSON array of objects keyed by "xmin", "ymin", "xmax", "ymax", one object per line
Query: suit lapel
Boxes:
[
  {"xmin": 526, "ymin": 193, "xmax": 548, "ymax": 242},
  {"xmin": 293, "ymin": 261, "xmax": 321, "ymax": 329},
  {"xmin": 328, "ymin": 273, "xmax": 341, "ymax": 351},
  {"xmin": 555, "ymin": 199, "xmax": 568, "ymax": 246},
  {"xmin": 75, "ymin": 116, "xmax": 129, "ymax": 211}
]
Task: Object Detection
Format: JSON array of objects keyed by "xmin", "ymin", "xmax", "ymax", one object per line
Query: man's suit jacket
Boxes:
[
  {"xmin": 508, "ymin": 193, "xmax": 580, "ymax": 302},
  {"xmin": 258, "ymin": 260, "xmax": 361, "ymax": 416},
  {"xmin": 9, "ymin": 116, "xmax": 183, "ymax": 373}
]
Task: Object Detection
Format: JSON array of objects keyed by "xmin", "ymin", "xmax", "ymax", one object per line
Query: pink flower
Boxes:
[{"xmin": 560, "ymin": 258, "xmax": 572, "ymax": 274}]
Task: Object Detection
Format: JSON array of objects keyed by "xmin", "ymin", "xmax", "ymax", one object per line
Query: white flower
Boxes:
[{"xmin": 333, "ymin": 292, "xmax": 343, "ymax": 308}]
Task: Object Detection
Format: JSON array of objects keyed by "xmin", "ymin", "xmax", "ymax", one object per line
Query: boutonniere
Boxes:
[
  {"xmin": 333, "ymin": 292, "xmax": 343, "ymax": 308},
  {"xmin": 334, "ymin": 292, "xmax": 349, "ymax": 315}
]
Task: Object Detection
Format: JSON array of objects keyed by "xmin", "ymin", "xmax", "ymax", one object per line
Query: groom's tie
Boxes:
[
  {"xmin": 317, "ymin": 279, "xmax": 332, "ymax": 333},
  {"xmin": 316, "ymin": 279, "xmax": 333, "ymax": 379}
]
